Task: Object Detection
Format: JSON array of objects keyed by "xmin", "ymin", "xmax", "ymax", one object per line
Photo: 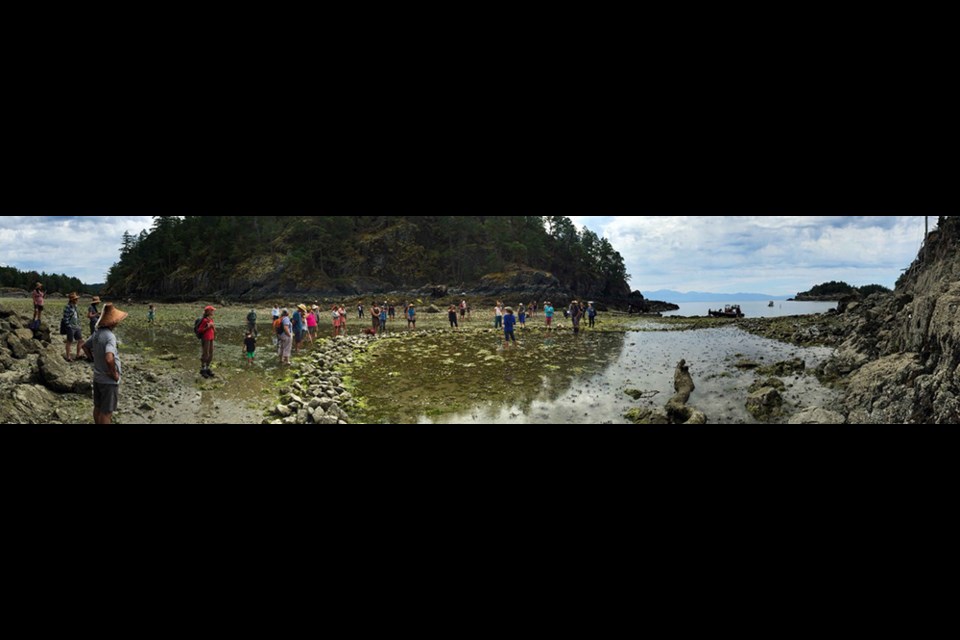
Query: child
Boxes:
[
  {"xmin": 244, "ymin": 331, "xmax": 256, "ymax": 367},
  {"xmin": 588, "ymin": 303, "xmax": 597, "ymax": 329},
  {"xmin": 518, "ymin": 303, "xmax": 526, "ymax": 329},
  {"xmin": 503, "ymin": 307, "xmax": 517, "ymax": 347},
  {"xmin": 448, "ymin": 304, "xmax": 460, "ymax": 331},
  {"xmin": 148, "ymin": 304, "xmax": 156, "ymax": 325},
  {"xmin": 331, "ymin": 305, "xmax": 341, "ymax": 338},
  {"xmin": 494, "ymin": 301, "xmax": 504, "ymax": 330},
  {"xmin": 380, "ymin": 305, "xmax": 388, "ymax": 334},
  {"xmin": 407, "ymin": 304, "xmax": 417, "ymax": 329},
  {"xmin": 544, "ymin": 301, "xmax": 555, "ymax": 330}
]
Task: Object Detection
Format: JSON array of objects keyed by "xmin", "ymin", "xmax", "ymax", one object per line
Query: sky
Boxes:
[{"xmin": 0, "ymin": 215, "xmax": 933, "ymax": 294}]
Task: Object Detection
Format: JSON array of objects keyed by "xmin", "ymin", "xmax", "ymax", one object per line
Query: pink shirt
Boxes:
[
  {"xmin": 33, "ymin": 290, "xmax": 44, "ymax": 306},
  {"xmin": 307, "ymin": 313, "xmax": 318, "ymax": 328}
]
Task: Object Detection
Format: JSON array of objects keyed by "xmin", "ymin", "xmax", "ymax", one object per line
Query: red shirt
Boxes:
[{"xmin": 199, "ymin": 317, "xmax": 215, "ymax": 341}]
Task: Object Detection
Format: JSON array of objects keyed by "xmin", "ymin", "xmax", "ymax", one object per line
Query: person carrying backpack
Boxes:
[
  {"xmin": 247, "ymin": 308, "xmax": 258, "ymax": 338},
  {"xmin": 197, "ymin": 306, "xmax": 216, "ymax": 378}
]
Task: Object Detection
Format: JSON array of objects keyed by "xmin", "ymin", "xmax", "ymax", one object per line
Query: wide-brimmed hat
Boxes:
[
  {"xmin": 98, "ymin": 303, "xmax": 128, "ymax": 328},
  {"xmin": 91, "ymin": 296, "xmax": 101, "ymax": 304},
  {"xmin": 298, "ymin": 304, "xmax": 308, "ymax": 313},
  {"xmin": 36, "ymin": 282, "xmax": 43, "ymax": 289},
  {"xmin": 68, "ymin": 293, "xmax": 79, "ymax": 302}
]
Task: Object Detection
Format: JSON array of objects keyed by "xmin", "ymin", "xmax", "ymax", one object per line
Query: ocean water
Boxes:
[{"xmin": 661, "ymin": 300, "xmax": 838, "ymax": 319}]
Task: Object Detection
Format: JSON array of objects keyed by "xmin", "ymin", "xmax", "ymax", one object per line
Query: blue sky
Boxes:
[{"xmin": 0, "ymin": 215, "xmax": 932, "ymax": 294}]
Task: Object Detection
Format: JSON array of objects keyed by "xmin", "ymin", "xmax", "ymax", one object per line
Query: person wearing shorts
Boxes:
[
  {"xmin": 83, "ymin": 303, "xmax": 128, "ymax": 425},
  {"xmin": 544, "ymin": 302, "xmax": 555, "ymax": 329}
]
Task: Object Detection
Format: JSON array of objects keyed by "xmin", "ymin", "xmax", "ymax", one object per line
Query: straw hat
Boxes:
[
  {"xmin": 91, "ymin": 296, "xmax": 101, "ymax": 304},
  {"xmin": 298, "ymin": 304, "xmax": 308, "ymax": 313},
  {"xmin": 35, "ymin": 282, "xmax": 43, "ymax": 289},
  {"xmin": 98, "ymin": 303, "xmax": 128, "ymax": 328}
]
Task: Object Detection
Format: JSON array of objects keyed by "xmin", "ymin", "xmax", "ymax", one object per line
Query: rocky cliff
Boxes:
[{"xmin": 824, "ymin": 216, "xmax": 959, "ymax": 424}]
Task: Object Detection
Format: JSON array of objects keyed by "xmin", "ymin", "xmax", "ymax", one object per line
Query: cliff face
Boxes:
[{"xmin": 826, "ymin": 217, "xmax": 959, "ymax": 423}]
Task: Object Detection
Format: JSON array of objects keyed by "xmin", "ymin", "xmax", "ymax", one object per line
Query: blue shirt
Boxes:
[
  {"xmin": 503, "ymin": 314, "xmax": 516, "ymax": 332},
  {"xmin": 544, "ymin": 305, "xmax": 555, "ymax": 318},
  {"xmin": 292, "ymin": 312, "xmax": 303, "ymax": 331},
  {"xmin": 408, "ymin": 308, "xmax": 416, "ymax": 319}
]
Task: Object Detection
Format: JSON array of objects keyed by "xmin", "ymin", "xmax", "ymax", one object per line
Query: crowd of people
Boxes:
[{"xmin": 33, "ymin": 289, "xmax": 600, "ymax": 424}]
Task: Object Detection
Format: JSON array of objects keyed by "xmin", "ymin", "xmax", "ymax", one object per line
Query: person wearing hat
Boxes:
[
  {"xmin": 569, "ymin": 300, "xmax": 583, "ymax": 336},
  {"xmin": 32, "ymin": 283, "xmax": 45, "ymax": 324},
  {"xmin": 278, "ymin": 309, "xmax": 293, "ymax": 365},
  {"xmin": 62, "ymin": 293, "xmax": 84, "ymax": 362},
  {"xmin": 87, "ymin": 296, "xmax": 102, "ymax": 337},
  {"xmin": 198, "ymin": 305, "xmax": 217, "ymax": 378},
  {"xmin": 82, "ymin": 303, "xmax": 128, "ymax": 425},
  {"xmin": 292, "ymin": 304, "xmax": 308, "ymax": 354}
]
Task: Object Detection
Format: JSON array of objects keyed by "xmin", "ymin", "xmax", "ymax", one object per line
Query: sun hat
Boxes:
[{"xmin": 97, "ymin": 303, "xmax": 129, "ymax": 328}]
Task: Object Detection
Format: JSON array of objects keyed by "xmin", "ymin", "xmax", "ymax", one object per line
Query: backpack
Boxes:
[
  {"xmin": 274, "ymin": 318, "xmax": 284, "ymax": 336},
  {"xmin": 194, "ymin": 318, "xmax": 205, "ymax": 340}
]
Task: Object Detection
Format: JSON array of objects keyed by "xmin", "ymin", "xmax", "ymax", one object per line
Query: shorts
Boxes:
[
  {"xmin": 246, "ymin": 352, "xmax": 256, "ymax": 359},
  {"xmin": 35, "ymin": 304, "xmax": 44, "ymax": 312},
  {"xmin": 546, "ymin": 317, "xmax": 553, "ymax": 326},
  {"xmin": 67, "ymin": 328, "xmax": 82, "ymax": 342},
  {"xmin": 505, "ymin": 330, "xmax": 516, "ymax": 342},
  {"xmin": 93, "ymin": 382, "xmax": 119, "ymax": 414}
]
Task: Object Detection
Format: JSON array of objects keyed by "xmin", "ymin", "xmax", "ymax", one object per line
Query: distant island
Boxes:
[
  {"xmin": 645, "ymin": 290, "xmax": 792, "ymax": 303},
  {"xmin": 791, "ymin": 281, "xmax": 892, "ymax": 302}
]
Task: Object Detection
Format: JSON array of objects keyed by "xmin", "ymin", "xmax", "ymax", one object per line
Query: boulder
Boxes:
[
  {"xmin": 38, "ymin": 353, "xmax": 93, "ymax": 394},
  {"xmin": 14, "ymin": 328, "xmax": 35, "ymax": 342},
  {"xmin": 625, "ymin": 407, "xmax": 670, "ymax": 424},
  {"xmin": 0, "ymin": 385, "xmax": 59, "ymax": 423},
  {"xmin": 426, "ymin": 304, "xmax": 442, "ymax": 313},
  {"xmin": 788, "ymin": 408, "xmax": 847, "ymax": 425},
  {"xmin": 746, "ymin": 387, "xmax": 784, "ymax": 422},
  {"xmin": 5, "ymin": 333, "xmax": 31, "ymax": 359}
]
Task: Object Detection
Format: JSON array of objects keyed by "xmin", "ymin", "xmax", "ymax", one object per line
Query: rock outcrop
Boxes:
[
  {"xmin": 821, "ymin": 216, "xmax": 960, "ymax": 424},
  {"xmin": 627, "ymin": 359, "xmax": 706, "ymax": 424}
]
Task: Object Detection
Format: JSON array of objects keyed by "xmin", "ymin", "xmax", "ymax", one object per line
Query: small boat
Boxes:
[
  {"xmin": 768, "ymin": 301, "xmax": 775, "ymax": 307},
  {"xmin": 708, "ymin": 305, "xmax": 745, "ymax": 319}
]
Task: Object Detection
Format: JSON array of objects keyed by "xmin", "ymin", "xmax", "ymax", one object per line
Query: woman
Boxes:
[
  {"xmin": 32, "ymin": 283, "xmax": 45, "ymax": 325},
  {"xmin": 88, "ymin": 296, "xmax": 102, "ymax": 336},
  {"xmin": 307, "ymin": 305, "xmax": 319, "ymax": 341},
  {"xmin": 62, "ymin": 293, "xmax": 83, "ymax": 362},
  {"xmin": 198, "ymin": 305, "xmax": 217, "ymax": 378},
  {"xmin": 338, "ymin": 305, "xmax": 348, "ymax": 337}
]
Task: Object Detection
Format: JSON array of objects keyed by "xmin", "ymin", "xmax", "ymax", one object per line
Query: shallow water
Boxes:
[
  {"xmin": 351, "ymin": 325, "xmax": 838, "ymax": 424},
  {"xmin": 662, "ymin": 301, "xmax": 838, "ymax": 319}
]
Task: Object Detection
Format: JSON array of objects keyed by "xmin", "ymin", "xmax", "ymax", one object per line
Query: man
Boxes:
[
  {"xmin": 247, "ymin": 308, "xmax": 258, "ymax": 339},
  {"xmin": 83, "ymin": 303, "xmax": 128, "ymax": 425}
]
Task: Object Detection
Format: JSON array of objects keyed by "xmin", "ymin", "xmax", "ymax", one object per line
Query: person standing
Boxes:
[
  {"xmin": 293, "ymin": 305, "xmax": 307, "ymax": 353},
  {"xmin": 32, "ymin": 283, "xmax": 45, "ymax": 325},
  {"xmin": 448, "ymin": 304, "xmax": 460, "ymax": 331},
  {"xmin": 388, "ymin": 303, "xmax": 396, "ymax": 320},
  {"xmin": 198, "ymin": 305, "xmax": 217, "ymax": 378},
  {"xmin": 358, "ymin": 303, "xmax": 365, "ymax": 320},
  {"xmin": 503, "ymin": 307, "xmax": 517, "ymax": 347},
  {"xmin": 87, "ymin": 296, "xmax": 102, "ymax": 337},
  {"xmin": 244, "ymin": 331, "xmax": 257, "ymax": 368},
  {"xmin": 372, "ymin": 304, "xmax": 381, "ymax": 334},
  {"xmin": 407, "ymin": 304, "xmax": 417, "ymax": 329},
  {"xmin": 588, "ymin": 303, "xmax": 597, "ymax": 329},
  {"xmin": 148, "ymin": 304, "xmax": 156, "ymax": 325},
  {"xmin": 279, "ymin": 309, "xmax": 293, "ymax": 365},
  {"xmin": 460, "ymin": 299, "xmax": 467, "ymax": 323},
  {"xmin": 380, "ymin": 305, "xmax": 388, "ymax": 334},
  {"xmin": 272, "ymin": 305, "xmax": 281, "ymax": 323},
  {"xmin": 62, "ymin": 293, "xmax": 83, "ymax": 362},
  {"xmin": 544, "ymin": 301, "xmax": 555, "ymax": 330},
  {"xmin": 247, "ymin": 308, "xmax": 259, "ymax": 339},
  {"xmin": 518, "ymin": 303, "xmax": 526, "ymax": 330},
  {"xmin": 494, "ymin": 301, "xmax": 504, "ymax": 330},
  {"xmin": 82, "ymin": 303, "xmax": 128, "ymax": 425},
  {"xmin": 569, "ymin": 301, "xmax": 583, "ymax": 335}
]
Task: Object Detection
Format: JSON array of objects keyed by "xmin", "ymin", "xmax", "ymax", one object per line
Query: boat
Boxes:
[
  {"xmin": 768, "ymin": 301, "xmax": 775, "ymax": 307},
  {"xmin": 708, "ymin": 305, "xmax": 745, "ymax": 318}
]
